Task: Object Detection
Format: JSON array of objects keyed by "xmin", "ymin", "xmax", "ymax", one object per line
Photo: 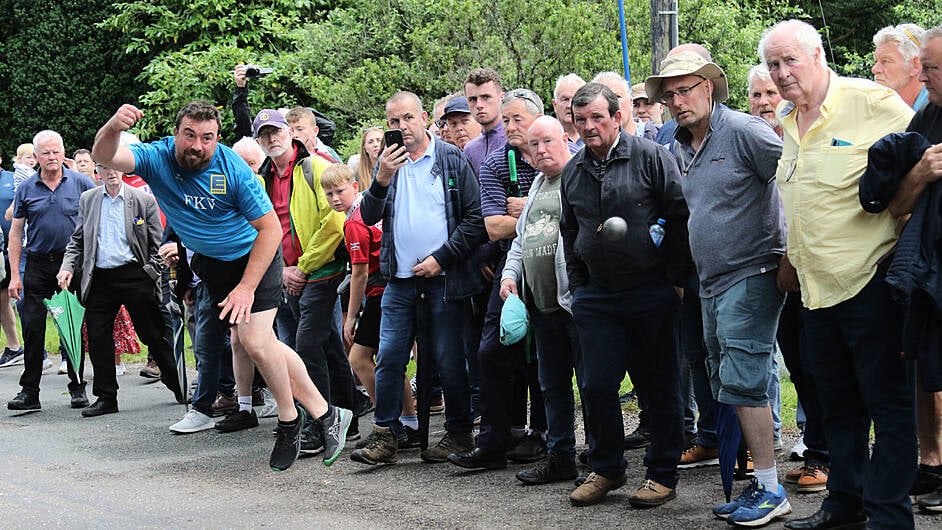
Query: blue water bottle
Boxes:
[{"xmin": 649, "ymin": 218, "xmax": 666, "ymax": 247}]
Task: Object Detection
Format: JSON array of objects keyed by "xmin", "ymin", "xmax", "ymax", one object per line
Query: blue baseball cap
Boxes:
[{"xmin": 500, "ymin": 293, "xmax": 528, "ymax": 346}]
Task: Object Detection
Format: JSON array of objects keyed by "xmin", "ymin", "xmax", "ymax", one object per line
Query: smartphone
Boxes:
[{"xmin": 384, "ymin": 129, "xmax": 404, "ymax": 150}]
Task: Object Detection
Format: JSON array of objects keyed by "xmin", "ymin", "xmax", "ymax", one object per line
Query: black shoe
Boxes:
[
  {"xmin": 919, "ymin": 486, "xmax": 942, "ymax": 513},
  {"xmin": 319, "ymin": 406, "xmax": 353, "ymax": 466},
  {"xmin": 912, "ymin": 464, "xmax": 942, "ymax": 496},
  {"xmin": 624, "ymin": 425, "xmax": 651, "ymax": 450},
  {"xmin": 578, "ymin": 449, "xmax": 589, "ymax": 465},
  {"xmin": 507, "ymin": 431, "xmax": 547, "ymax": 463},
  {"xmin": 783, "ymin": 508, "xmax": 867, "ymax": 530},
  {"xmin": 447, "ymin": 447, "xmax": 507, "ymax": 470},
  {"xmin": 300, "ymin": 418, "xmax": 325, "ymax": 456},
  {"xmin": 7, "ymin": 391, "xmax": 41, "ymax": 411},
  {"xmin": 214, "ymin": 409, "xmax": 258, "ymax": 433},
  {"xmin": 354, "ymin": 390, "xmax": 374, "ymax": 418},
  {"xmin": 252, "ymin": 387, "xmax": 264, "ymax": 407},
  {"xmin": 516, "ymin": 453, "xmax": 579, "ymax": 485},
  {"xmin": 70, "ymin": 388, "xmax": 89, "ymax": 409},
  {"xmin": 347, "ymin": 417, "xmax": 361, "ymax": 441},
  {"xmin": 397, "ymin": 426, "xmax": 422, "ymax": 450},
  {"xmin": 82, "ymin": 399, "xmax": 118, "ymax": 417},
  {"xmin": 269, "ymin": 406, "xmax": 305, "ymax": 471}
]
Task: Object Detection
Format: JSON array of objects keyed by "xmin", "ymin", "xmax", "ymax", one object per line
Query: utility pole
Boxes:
[{"xmin": 650, "ymin": 0, "xmax": 678, "ymax": 74}]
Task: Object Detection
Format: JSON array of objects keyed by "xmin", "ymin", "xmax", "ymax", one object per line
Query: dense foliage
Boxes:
[{"xmin": 0, "ymin": 0, "xmax": 932, "ymax": 160}]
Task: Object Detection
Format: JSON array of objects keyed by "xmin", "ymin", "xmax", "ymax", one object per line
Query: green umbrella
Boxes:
[{"xmin": 43, "ymin": 290, "xmax": 85, "ymax": 374}]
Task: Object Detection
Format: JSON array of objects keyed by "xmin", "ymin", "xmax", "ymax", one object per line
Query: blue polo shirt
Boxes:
[
  {"xmin": 0, "ymin": 170, "xmax": 15, "ymax": 245},
  {"xmin": 130, "ymin": 137, "xmax": 272, "ymax": 261},
  {"xmin": 12, "ymin": 169, "xmax": 96, "ymax": 254}
]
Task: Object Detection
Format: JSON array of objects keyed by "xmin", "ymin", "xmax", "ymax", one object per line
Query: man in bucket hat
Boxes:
[{"xmin": 647, "ymin": 49, "xmax": 790, "ymax": 527}]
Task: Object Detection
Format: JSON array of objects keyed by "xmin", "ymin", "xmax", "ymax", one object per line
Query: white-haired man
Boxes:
[
  {"xmin": 872, "ymin": 23, "xmax": 929, "ymax": 110},
  {"xmin": 551, "ymin": 73, "xmax": 586, "ymax": 148},
  {"xmin": 760, "ymin": 19, "xmax": 916, "ymax": 530}
]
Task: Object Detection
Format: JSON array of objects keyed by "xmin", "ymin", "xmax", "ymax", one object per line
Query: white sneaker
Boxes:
[
  {"xmin": 115, "ymin": 363, "xmax": 126, "ymax": 376},
  {"xmin": 169, "ymin": 410, "xmax": 214, "ymax": 434},
  {"xmin": 42, "ymin": 358, "xmax": 53, "ymax": 371},
  {"xmin": 58, "ymin": 360, "xmax": 68, "ymax": 375},
  {"xmin": 256, "ymin": 388, "xmax": 279, "ymax": 418}
]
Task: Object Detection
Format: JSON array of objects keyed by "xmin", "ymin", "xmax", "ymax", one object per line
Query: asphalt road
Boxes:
[{"xmin": 0, "ymin": 362, "xmax": 939, "ymax": 529}]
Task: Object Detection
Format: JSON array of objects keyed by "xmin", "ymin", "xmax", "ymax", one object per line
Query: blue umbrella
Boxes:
[{"xmin": 715, "ymin": 401, "xmax": 742, "ymax": 502}]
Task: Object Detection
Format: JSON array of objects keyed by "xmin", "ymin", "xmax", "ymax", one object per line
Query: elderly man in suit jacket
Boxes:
[{"xmin": 57, "ymin": 163, "xmax": 184, "ymax": 417}]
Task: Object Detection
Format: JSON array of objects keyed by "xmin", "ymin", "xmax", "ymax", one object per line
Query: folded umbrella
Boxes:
[{"xmin": 43, "ymin": 290, "xmax": 84, "ymax": 374}]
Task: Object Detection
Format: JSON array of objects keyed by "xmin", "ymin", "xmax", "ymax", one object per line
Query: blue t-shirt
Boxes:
[
  {"xmin": 12, "ymin": 169, "xmax": 97, "ymax": 254},
  {"xmin": 0, "ymin": 170, "xmax": 15, "ymax": 244},
  {"xmin": 130, "ymin": 137, "xmax": 272, "ymax": 260}
]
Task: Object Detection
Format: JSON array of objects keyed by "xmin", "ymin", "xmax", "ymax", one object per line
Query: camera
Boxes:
[{"xmin": 245, "ymin": 65, "xmax": 273, "ymax": 79}]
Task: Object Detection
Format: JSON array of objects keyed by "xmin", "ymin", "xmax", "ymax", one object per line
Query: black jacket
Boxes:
[
  {"xmin": 360, "ymin": 136, "xmax": 486, "ymax": 301},
  {"xmin": 560, "ymin": 131, "xmax": 692, "ymax": 291}
]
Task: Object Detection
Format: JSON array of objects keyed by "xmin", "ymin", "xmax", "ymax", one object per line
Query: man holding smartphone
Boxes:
[{"xmin": 351, "ymin": 91, "xmax": 486, "ymax": 465}]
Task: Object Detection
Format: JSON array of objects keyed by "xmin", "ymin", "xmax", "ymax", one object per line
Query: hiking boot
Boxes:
[
  {"xmin": 351, "ymin": 424, "xmax": 398, "ymax": 465},
  {"xmin": 624, "ymin": 425, "xmax": 651, "ymax": 450},
  {"xmin": 785, "ymin": 464, "xmax": 805, "ymax": 484},
  {"xmin": 516, "ymin": 452, "xmax": 579, "ymax": 485},
  {"xmin": 214, "ymin": 409, "xmax": 258, "ymax": 433},
  {"xmin": 421, "ymin": 431, "xmax": 473, "ymax": 463},
  {"xmin": 678, "ymin": 443, "xmax": 719, "ymax": 469},
  {"xmin": 211, "ymin": 392, "xmax": 238, "ymax": 417},
  {"xmin": 319, "ymin": 406, "xmax": 352, "ymax": 466},
  {"xmin": 300, "ymin": 418, "xmax": 325, "ymax": 456},
  {"xmin": 796, "ymin": 463, "xmax": 829, "ymax": 493},
  {"xmin": 7, "ymin": 391, "xmax": 40, "ymax": 410},
  {"xmin": 139, "ymin": 359, "xmax": 160, "ymax": 379},
  {"xmin": 628, "ymin": 478, "xmax": 676, "ymax": 508},
  {"xmin": 447, "ymin": 447, "xmax": 507, "ymax": 470},
  {"xmin": 727, "ymin": 478, "xmax": 791, "ymax": 527},
  {"xmin": 269, "ymin": 406, "xmax": 305, "ymax": 471},
  {"xmin": 169, "ymin": 410, "xmax": 214, "ymax": 434},
  {"xmin": 507, "ymin": 431, "xmax": 547, "ymax": 463},
  {"xmin": 569, "ymin": 472, "xmax": 627, "ymax": 506},
  {"xmin": 0, "ymin": 347, "xmax": 24, "ymax": 367}
]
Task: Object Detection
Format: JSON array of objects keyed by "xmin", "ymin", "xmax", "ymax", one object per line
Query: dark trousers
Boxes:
[
  {"xmin": 191, "ymin": 283, "xmax": 234, "ymax": 417},
  {"xmin": 803, "ymin": 268, "xmax": 916, "ymax": 530},
  {"xmin": 278, "ymin": 275, "xmax": 354, "ymax": 410},
  {"xmin": 85, "ymin": 264, "xmax": 180, "ymax": 402},
  {"xmin": 531, "ymin": 307, "xmax": 582, "ymax": 457},
  {"xmin": 679, "ymin": 273, "xmax": 716, "ymax": 446},
  {"xmin": 476, "ymin": 259, "xmax": 538, "ymax": 452},
  {"xmin": 777, "ymin": 291, "xmax": 828, "ymax": 465},
  {"xmin": 573, "ymin": 282, "xmax": 684, "ymax": 487},
  {"xmin": 19, "ymin": 253, "xmax": 83, "ymax": 396}
]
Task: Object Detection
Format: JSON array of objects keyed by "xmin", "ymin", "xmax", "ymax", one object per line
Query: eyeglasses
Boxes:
[
  {"xmin": 658, "ymin": 79, "xmax": 705, "ymax": 104},
  {"xmin": 784, "ymin": 152, "xmax": 799, "ymax": 182},
  {"xmin": 505, "ymin": 89, "xmax": 543, "ymax": 111}
]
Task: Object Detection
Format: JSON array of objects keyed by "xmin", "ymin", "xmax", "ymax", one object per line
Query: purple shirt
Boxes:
[{"xmin": 463, "ymin": 121, "xmax": 506, "ymax": 176}]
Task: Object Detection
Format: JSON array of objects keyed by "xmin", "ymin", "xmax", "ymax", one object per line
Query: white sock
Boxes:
[
  {"xmin": 237, "ymin": 396, "xmax": 252, "ymax": 412},
  {"xmin": 400, "ymin": 415, "xmax": 418, "ymax": 430},
  {"xmin": 754, "ymin": 465, "xmax": 779, "ymax": 492}
]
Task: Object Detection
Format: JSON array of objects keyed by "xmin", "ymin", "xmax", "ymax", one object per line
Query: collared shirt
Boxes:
[
  {"xmin": 96, "ymin": 184, "xmax": 136, "ymax": 268},
  {"xmin": 269, "ymin": 146, "xmax": 300, "ymax": 266},
  {"xmin": 392, "ymin": 132, "xmax": 447, "ymax": 277},
  {"xmin": 13, "ymin": 169, "xmax": 96, "ymax": 254},
  {"xmin": 775, "ymin": 71, "xmax": 913, "ymax": 309},
  {"xmin": 914, "ymin": 86, "xmax": 930, "ymax": 112},
  {"xmin": 676, "ymin": 103, "xmax": 785, "ymax": 297},
  {"xmin": 464, "ymin": 121, "xmax": 506, "ymax": 175}
]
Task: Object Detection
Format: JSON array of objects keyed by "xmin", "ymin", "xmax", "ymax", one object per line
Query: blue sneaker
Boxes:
[
  {"xmin": 0, "ymin": 347, "xmax": 24, "ymax": 367},
  {"xmin": 726, "ymin": 478, "xmax": 791, "ymax": 527},
  {"xmin": 712, "ymin": 478, "xmax": 758, "ymax": 519}
]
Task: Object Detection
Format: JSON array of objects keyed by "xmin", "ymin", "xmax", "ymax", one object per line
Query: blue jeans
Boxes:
[
  {"xmin": 803, "ymin": 265, "xmax": 916, "ymax": 529},
  {"xmin": 374, "ymin": 276, "xmax": 472, "ymax": 433},
  {"xmin": 191, "ymin": 283, "xmax": 234, "ymax": 417},
  {"xmin": 768, "ymin": 353, "xmax": 782, "ymax": 441},
  {"xmin": 530, "ymin": 307, "xmax": 581, "ymax": 458},
  {"xmin": 573, "ymin": 282, "xmax": 684, "ymax": 486},
  {"xmin": 701, "ymin": 271, "xmax": 784, "ymax": 407}
]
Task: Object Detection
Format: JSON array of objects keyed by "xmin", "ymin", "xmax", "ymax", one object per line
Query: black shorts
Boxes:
[
  {"xmin": 191, "ymin": 249, "xmax": 283, "ymax": 320},
  {"xmin": 353, "ymin": 295, "xmax": 382, "ymax": 349},
  {"xmin": 0, "ymin": 255, "xmax": 9, "ymax": 289}
]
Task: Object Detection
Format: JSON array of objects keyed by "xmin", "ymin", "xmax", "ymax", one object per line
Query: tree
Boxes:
[{"xmin": 0, "ymin": 0, "xmax": 148, "ymax": 158}]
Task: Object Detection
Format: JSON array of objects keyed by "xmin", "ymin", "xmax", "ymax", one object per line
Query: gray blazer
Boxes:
[{"xmin": 61, "ymin": 184, "xmax": 163, "ymax": 305}]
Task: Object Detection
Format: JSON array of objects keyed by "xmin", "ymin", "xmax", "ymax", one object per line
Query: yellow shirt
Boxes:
[{"xmin": 776, "ymin": 72, "xmax": 914, "ymax": 309}]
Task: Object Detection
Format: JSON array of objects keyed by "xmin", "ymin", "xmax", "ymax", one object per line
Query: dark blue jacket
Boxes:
[{"xmin": 360, "ymin": 136, "xmax": 486, "ymax": 301}]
